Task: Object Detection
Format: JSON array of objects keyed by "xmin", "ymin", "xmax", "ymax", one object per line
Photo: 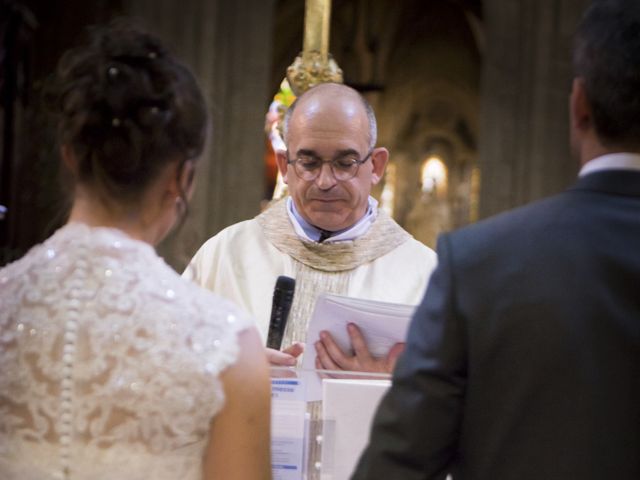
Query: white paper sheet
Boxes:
[
  {"xmin": 321, "ymin": 379, "xmax": 391, "ymax": 480},
  {"xmin": 271, "ymin": 378, "xmax": 306, "ymax": 480},
  {"xmin": 301, "ymin": 293, "xmax": 415, "ymax": 401}
]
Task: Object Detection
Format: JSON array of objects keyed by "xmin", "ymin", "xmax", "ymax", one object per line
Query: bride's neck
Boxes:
[{"xmin": 67, "ymin": 185, "xmax": 166, "ymax": 245}]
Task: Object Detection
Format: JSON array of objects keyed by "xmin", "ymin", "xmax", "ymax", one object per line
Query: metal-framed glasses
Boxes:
[{"xmin": 287, "ymin": 149, "xmax": 374, "ymax": 181}]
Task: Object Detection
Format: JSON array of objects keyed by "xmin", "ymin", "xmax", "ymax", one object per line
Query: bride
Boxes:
[{"xmin": 0, "ymin": 22, "xmax": 270, "ymax": 480}]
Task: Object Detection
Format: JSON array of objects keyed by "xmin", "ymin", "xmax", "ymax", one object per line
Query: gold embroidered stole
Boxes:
[{"xmin": 255, "ymin": 198, "xmax": 411, "ymax": 348}]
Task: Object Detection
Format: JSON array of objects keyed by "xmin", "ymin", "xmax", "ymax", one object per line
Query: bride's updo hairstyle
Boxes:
[{"xmin": 49, "ymin": 21, "xmax": 208, "ymax": 203}]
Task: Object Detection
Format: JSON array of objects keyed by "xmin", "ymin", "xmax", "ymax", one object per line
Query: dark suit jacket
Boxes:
[{"xmin": 353, "ymin": 170, "xmax": 640, "ymax": 480}]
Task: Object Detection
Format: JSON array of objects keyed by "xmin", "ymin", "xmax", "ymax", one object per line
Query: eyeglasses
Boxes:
[{"xmin": 287, "ymin": 149, "xmax": 374, "ymax": 181}]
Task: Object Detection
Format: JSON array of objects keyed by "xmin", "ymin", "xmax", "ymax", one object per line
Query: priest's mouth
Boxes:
[{"xmin": 309, "ymin": 197, "xmax": 345, "ymax": 202}]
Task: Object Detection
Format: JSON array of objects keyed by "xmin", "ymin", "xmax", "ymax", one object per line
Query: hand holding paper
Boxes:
[
  {"xmin": 302, "ymin": 293, "xmax": 416, "ymax": 401},
  {"xmin": 314, "ymin": 323, "xmax": 405, "ymax": 373}
]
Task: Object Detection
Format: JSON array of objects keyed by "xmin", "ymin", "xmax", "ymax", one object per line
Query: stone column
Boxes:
[
  {"xmin": 125, "ymin": 0, "xmax": 275, "ymax": 269},
  {"xmin": 479, "ymin": 0, "xmax": 590, "ymax": 218}
]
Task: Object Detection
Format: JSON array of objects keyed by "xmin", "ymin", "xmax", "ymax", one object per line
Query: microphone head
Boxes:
[
  {"xmin": 275, "ymin": 275, "xmax": 295, "ymax": 292},
  {"xmin": 267, "ymin": 276, "xmax": 296, "ymax": 350}
]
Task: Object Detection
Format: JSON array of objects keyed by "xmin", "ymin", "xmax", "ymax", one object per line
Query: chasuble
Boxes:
[{"xmin": 185, "ymin": 199, "xmax": 437, "ymax": 348}]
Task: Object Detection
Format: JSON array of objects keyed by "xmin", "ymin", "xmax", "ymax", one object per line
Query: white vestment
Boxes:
[
  {"xmin": 0, "ymin": 223, "xmax": 252, "ymax": 480},
  {"xmin": 184, "ymin": 199, "xmax": 437, "ymax": 346}
]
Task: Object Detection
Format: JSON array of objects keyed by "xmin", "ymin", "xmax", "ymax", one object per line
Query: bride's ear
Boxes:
[
  {"xmin": 61, "ymin": 144, "xmax": 79, "ymax": 175},
  {"xmin": 165, "ymin": 159, "xmax": 196, "ymax": 200},
  {"xmin": 178, "ymin": 160, "xmax": 196, "ymax": 201}
]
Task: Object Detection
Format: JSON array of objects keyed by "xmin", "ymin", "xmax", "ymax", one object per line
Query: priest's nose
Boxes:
[{"xmin": 315, "ymin": 163, "xmax": 337, "ymax": 190}]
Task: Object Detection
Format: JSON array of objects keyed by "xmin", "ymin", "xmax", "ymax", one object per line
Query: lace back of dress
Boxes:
[{"xmin": 0, "ymin": 224, "xmax": 247, "ymax": 480}]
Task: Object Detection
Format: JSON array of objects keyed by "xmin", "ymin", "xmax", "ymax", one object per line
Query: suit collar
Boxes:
[
  {"xmin": 570, "ymin": 170, "xmax": 640, "ymax": 197},
  {"xmin": 579, "ymin": 152, "xmax": 640, "ymax": 177}
]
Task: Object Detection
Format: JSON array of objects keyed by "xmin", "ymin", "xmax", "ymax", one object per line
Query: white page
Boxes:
[
  {"xmin": 321, "ymin": 379, "xmax": 391, "ymax": 480},
  {"xmin": 271, "ymin": 378, "xmax": 306, "ymax": 480},
  {"xmin": 301, "ymin": 293, "xmax": 415, "ymax": 401}
]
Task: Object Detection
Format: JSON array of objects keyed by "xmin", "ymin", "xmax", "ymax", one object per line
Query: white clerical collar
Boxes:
[
  {"xmin": 579, "ymin": 152, "xmax": 640, "ymax": 177},
  {"xmin": 286, "ymin": 196, "xmax": 378, "ymax": 243}
]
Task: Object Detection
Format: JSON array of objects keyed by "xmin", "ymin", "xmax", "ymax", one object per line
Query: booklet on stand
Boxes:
[{"xmin": 301, "ymin": 292, "xmax": 416, "ymax": 401}]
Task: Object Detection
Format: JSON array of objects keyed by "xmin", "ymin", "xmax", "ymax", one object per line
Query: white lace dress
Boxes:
[{"xmin": 0, "ymin": 223, "xmax": 253, "ymax": 480}]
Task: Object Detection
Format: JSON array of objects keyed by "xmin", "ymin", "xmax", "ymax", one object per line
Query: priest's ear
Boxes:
[
  {"xmin": 275, "ymin": 149, "xmax": 290, "ymax": 184},
  {"xmin": 370, "ymin": 147, "xmax": 389, "ymax": 185}
]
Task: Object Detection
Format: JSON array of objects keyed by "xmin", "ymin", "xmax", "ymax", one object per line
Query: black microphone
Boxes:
[{"xmin": 266, "ymin": 276, "xmax": 296, "ymax": 350}]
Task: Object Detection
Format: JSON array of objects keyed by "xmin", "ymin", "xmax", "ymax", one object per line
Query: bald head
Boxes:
[
  {"xmin": 275, "ymin": 82, "xmax": 388, "ymax": 232},
  {"xmin": 283, "ymin": 83, "xmax": 377, "ymax": 149}
]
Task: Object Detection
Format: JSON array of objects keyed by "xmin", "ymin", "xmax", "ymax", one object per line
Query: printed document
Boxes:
[{"xmin": 301, "ymin": 293, "xmax": 415, "ymax": 401}]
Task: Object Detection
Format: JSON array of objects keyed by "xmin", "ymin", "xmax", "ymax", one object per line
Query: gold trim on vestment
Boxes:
[
  {"xmin": 255, "ymin": 198, "xmax": 411, "ymax": 348},
  {"xmin": 256, "ymin": 198, "xmax": 410, "ymax": 272}
]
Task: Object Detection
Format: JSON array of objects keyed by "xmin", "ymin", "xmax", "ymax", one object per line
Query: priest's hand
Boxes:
[
  {"xmin": 266, "ymin": 342, "xmax": 304, "ymax": 366},
  {"xmin": 314, "ymin": 323, "xmax": 405, "ymax": 374}
]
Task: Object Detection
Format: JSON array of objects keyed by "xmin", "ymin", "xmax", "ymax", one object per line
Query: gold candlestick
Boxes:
[
  {"xmin": 286, "ymin": 0, "xmax": 343, "ymax": 96},
  {"xmin": 303, "ymin": 0, "xmax": 331, "ymax": 61}
]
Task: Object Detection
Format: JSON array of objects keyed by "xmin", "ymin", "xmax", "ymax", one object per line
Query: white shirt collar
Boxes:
[
  {"xmin": 286, "ymin": 196, "xmax": 378, "ymax": 243},
  {"xmin": 579, "ymin": 152, "xmax": 640, "ymax": 177}
]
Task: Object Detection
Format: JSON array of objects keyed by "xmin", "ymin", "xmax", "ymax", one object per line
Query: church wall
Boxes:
[
  {"xmin": 0, "ymin": 0, "xmax": 275, "ymax": 271},
  {"xmin": 479, "ymin": 0, "xmax": 591, "ymax": 218},
  {"xmin": 0, "ymin": 0, "xmax": 600, "ymax": 268}
]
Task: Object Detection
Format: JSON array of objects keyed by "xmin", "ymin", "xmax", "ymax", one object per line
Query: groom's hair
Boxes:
[{"xmin": 573, "ymin": 0, "xmax": 640, "ymax": 150}]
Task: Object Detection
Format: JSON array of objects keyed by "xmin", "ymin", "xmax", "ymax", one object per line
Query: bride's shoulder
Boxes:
[
  {"xmin": 145, "ymin": 252, "xmax": 254, "ymax": 334},
  {"xmin": 0, "ymin": 237, "xmax": 55, "ymax": 309},
  {"xmin": 139, "ymin": 265, "xmax": 255, "ymax": 382},
  {"xmin": 177, "ymin": 273, "xmax": 254, "ymax": 331}
]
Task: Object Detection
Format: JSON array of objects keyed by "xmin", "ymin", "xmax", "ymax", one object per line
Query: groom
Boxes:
[{"xmin": 353, "ymin": 1, "xmax": 640, "ymax": 479}]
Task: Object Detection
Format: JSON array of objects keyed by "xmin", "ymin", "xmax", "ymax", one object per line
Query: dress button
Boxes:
[
  {"xmin": 68, "ymin": 299, "xmax": 81, "ymax": 309},
  {"xmin": 64, "ymin": 331, "xmax": 77, "ymax": 343}
]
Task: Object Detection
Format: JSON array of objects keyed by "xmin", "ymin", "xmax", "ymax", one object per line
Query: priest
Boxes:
[{"xmin": 184, "ymin": 83, "xmax": 437, "ymax": 372}]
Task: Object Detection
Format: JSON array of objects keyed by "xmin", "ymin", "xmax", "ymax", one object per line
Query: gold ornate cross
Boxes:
[{"xmin": 286, "ymin": 0, "xmax": 343, "ymax": 95}]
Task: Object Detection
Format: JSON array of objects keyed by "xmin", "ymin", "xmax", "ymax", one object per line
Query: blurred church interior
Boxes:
[{"xmin": 0, "ymin": 0, "xmax": 590, "ymax": 270}]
